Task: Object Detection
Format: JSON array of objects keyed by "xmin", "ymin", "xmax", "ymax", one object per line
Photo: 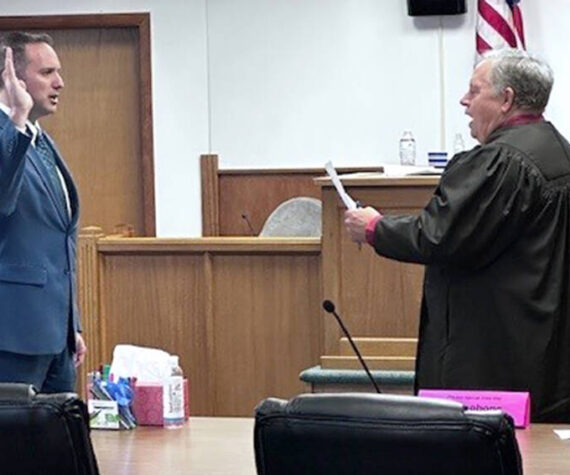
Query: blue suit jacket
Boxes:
[{"xmin": 0, "ymin": 110, "xmax": 80, "ymax": 355}]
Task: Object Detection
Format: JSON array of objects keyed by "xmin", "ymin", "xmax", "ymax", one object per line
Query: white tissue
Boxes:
[{"xmin": 109, "ymin": 344, "xmax": 172, "ymax": 383}]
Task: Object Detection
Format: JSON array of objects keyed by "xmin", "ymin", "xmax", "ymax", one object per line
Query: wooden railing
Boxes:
[{"xmin": 77, "ymin": 231, "xmax": 322, "ymax": 416}]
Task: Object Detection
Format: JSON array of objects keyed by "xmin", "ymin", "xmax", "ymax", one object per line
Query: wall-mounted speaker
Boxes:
[{"xmin": 407, "ymin": 0, "xmax": 467, "ymax": 16}]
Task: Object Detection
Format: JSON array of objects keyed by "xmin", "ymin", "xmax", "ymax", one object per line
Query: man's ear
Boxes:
[{"xmin": 501, "ymin": 87, "xmax": 516, "ymax": 113}]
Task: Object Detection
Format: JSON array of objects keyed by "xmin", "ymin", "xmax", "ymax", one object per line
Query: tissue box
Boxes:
[{"xmin": 133, "ymin": 379, "xmax": 190, "ymax": 426}]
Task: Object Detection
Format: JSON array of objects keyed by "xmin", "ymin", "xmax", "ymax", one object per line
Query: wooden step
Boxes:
[
  {"xmin": 321, "ymin": 355, "xmax": 416, "ymax": 371},
  {"xmin": 339, "ymin": 337, "xmax": 417, "ymax": 357}
]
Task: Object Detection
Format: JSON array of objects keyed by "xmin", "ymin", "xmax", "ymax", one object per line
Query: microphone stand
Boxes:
[{"xmin": 322, "ymin": 300, "xmax": 381, "ymax": 393}]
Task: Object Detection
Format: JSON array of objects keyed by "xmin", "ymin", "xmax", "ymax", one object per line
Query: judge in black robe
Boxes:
[{"xmin": 345, "ymin": 49, "xmax": 570, "ymax": 422}]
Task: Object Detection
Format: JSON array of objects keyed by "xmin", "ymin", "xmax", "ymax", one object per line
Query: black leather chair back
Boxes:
[
  {"xmin": 254, "ymin": 393, "xmax": 522, "ymax": 475},
  {"xmin": 0, "ymin": 383, "xmax": 99, "ymax": 475}
]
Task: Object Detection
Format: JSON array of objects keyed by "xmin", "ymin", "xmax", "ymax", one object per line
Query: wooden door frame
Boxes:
[{"xmin": 0, "ymin": 13, "xmax": 156, "ymax": 236}]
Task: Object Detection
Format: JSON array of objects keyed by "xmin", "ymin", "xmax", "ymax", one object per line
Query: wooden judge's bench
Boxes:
[
  {"xmin": 306, "ymin": 174, "xmax": 438, "ymax": 391},
  {"xmin": 77, "ymin": 165, "xmax": 439, "ymax": 416}
]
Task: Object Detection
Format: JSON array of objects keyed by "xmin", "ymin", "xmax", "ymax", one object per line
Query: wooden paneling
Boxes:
[
  {"xmin": 78, "ymin": 235, "xmax": 321, "ymax": 416},
  {"xmin": 323, "ymin": 337, "xmax": 418, "ymax": 371},
  {"xmin": 212, "ymin": 254, "xmax": 321, "ymax": 415},
  {"xmin": 76, "ymin": 176, "xmax": 437, "ymax": 412},
  {"xmin": 0, "ymin": 14, "xmax": 155, "ymax": 235},
  {"xmin": 77, "ymin": 226, "xmax": 105, "ymax": 400},
  {"xmin": 320, "ymin": 355, "xmax": 416, "ymax": 370},
  {"xmin": 218, "ymin": 170, "xmax": 325, "ymax": 236},
  {"xmin": 99, "ymin": 253, "xmax": 212, "ymax": 412},
  {"xmin": 201, "ymin": 154, "xmax": 220, "ymax": 236},
  {"xmin": 200, "ymin": 154, "xmax": 383, "ymax": 236},
  {"xmin": 319, "ymin": 176, "xmax": 438, "ymax": 356},
  {"xmin": 338, "ymin": 337, "xmax": 418, "ymax": 357}
]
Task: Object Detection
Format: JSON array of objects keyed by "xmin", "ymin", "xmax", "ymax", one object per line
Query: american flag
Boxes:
[{"xmin": 476, "ymin": 0, "xmax": 525, "ymax": 55}]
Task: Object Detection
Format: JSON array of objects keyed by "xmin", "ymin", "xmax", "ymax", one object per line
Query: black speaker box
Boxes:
[{"xmin": 407, "ymin": 0, "xmax": 466, "ymax": 16}]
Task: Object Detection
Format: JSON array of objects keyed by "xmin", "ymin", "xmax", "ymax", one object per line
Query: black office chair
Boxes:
[
  {"xmin": 0, "ymin": 383, "xmax": 99, "ymax": 474},
  {"xmin": 254, "ymin": 393, "xmax": 522, "ymax": 475}
]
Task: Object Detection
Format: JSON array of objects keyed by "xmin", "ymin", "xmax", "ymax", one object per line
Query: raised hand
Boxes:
[{"xmin": 2, "ymin": 47, "xmax": 32, "ymax": 127}]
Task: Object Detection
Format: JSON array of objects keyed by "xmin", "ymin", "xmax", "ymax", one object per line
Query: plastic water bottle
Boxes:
[
  {"xmin": 399, "ymin": 131, "xmax": 416, "ymax": 166},
  {"xmin": 163, "ymin": 355, "xmax": 185, "ymax": 429},
  {"xmin": 453, "ymin": 133, "xmax": 465, "ymax": 154}
]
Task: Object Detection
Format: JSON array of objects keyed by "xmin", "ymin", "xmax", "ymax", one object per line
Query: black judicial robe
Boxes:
[{"xmin": 371, "ymin": 121, "xmax": 570, "ymax": 422}]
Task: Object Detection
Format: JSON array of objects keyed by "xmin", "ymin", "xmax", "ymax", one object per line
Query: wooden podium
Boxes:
[{"xmin": 316, "ymin": 173, "xmax": 439, "ymax": 372}]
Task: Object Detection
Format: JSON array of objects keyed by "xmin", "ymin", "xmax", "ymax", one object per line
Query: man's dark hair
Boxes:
[{"xmin": 0, "ymin": 31, "xmax": 54, "ymax": 89}]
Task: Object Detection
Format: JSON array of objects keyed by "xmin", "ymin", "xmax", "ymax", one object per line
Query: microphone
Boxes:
[
  {"xmin": 322, "ymin": 300, "xmax": 381, "ymax": 393},
  {"xmin": 241, "ymin": 213, "xmax": 256, "ymax": 235}
]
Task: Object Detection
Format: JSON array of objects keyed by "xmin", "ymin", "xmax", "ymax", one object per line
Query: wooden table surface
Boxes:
[
  {"xmin": 92, "ymin": 418, "xmax": 255, "ymax": 475},
  {"xmin": 91, "ymin": 418, "xmax": 570, "ymax": 474}
]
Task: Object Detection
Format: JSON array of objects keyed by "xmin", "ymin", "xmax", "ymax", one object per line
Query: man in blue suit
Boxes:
[{"xmin": 0, "ymin": 32, "xmax": 86, "ymax": 392}]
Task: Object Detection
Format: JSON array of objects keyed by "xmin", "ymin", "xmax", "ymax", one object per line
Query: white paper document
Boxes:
[
  {"xmin": 324, "ymin": 161, "xmax": 357, "ymax": 210},
  {"xmin": 553, "ymin": 429, "xmax": 570, "ymax": 440}
]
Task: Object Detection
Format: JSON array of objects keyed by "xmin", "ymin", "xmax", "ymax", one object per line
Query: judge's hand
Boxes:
[
  {"xmin": 74, "ymin": 333, "xmax": 87, "ymax": 368},
  {"xmin": 344, "ymin": 207, "xmax": 381, "ymax": 243},
  {"xmin": 2, "ymin": 47, "xmax": 32, "ymax": 128}
]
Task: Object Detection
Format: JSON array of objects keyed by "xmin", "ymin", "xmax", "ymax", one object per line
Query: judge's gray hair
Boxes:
[{"xmin": 482, "ymin": 48, "xmax": 553, "ymax": 113}]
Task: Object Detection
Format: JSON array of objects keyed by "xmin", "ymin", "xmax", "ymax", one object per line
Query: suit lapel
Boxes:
[
  {"xmin": 42, "ymin": 133, "xmax": 80, "ymax": 225},
  {"xmin": 28, "ymin": 136, "xmax": 77, "ymax": 227}
]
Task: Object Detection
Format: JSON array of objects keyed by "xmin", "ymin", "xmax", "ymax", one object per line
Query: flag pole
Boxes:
[{"xmin": 438, "ymin": 15, "xmax": 446, "ymax": 152}]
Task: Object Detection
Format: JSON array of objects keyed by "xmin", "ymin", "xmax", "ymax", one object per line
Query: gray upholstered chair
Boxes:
[{"xmin": 259, "ymin": 197, "xmax": 321, "ymax": 237}]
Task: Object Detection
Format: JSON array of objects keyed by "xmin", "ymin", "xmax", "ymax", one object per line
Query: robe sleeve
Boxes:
[{"xmin": 371, "ymin": 144, "xmax": 544, "ymax": 269}]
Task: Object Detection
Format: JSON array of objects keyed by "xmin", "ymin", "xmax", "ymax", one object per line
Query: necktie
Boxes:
[{"xmin": 35, "ymin": 132, "xmax": 67, "ymax": 208}]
